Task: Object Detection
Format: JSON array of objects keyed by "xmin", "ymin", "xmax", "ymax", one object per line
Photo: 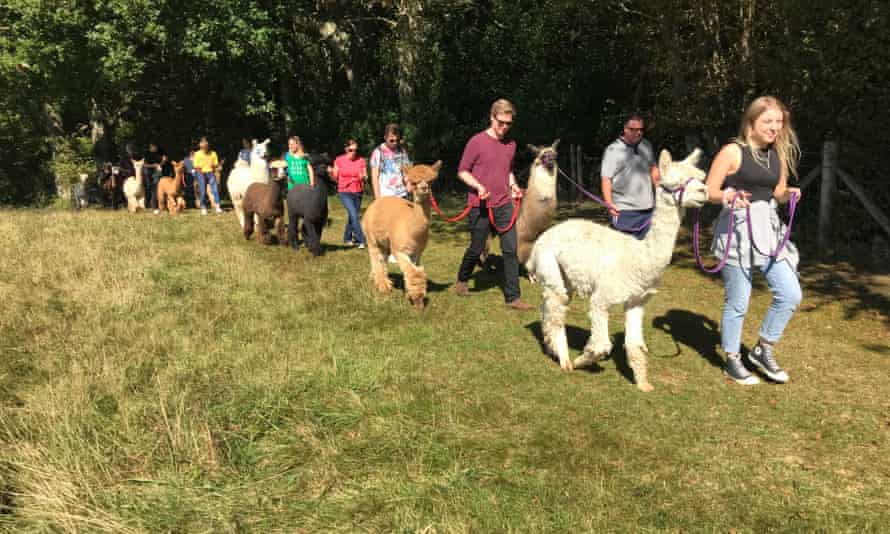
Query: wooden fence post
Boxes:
[{"xmin": 818, "ymin": 140, "xmax": 838, "ymax": 254}]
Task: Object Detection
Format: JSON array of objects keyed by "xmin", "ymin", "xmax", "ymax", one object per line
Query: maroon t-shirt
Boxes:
[{"xmin": 458, "ymin": 131, "xmax": 516, "ymax": 208}]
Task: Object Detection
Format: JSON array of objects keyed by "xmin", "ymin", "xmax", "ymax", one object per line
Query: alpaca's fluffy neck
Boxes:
[
  {"xmin": 527, "ymin": 162, "xmax": 557, "ymax": 201},
  {"xmin": 641, "ymin": 189, "xmax": 683, "ymax": 269},
  {"xmin": 250, "ymin": 158, "xmax": 268, "ymax": 181},
  {"xmin": 410, "ymin": 193, "xmax": 432, "ymax": 231}
]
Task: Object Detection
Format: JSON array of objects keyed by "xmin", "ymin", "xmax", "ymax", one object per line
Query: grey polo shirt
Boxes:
[{"xmin": 601, "ymin": 138, "xmax": 656, "ymax": 211}]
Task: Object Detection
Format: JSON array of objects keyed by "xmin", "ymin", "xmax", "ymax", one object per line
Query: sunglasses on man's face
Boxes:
[{"xmin": 494, "ymin": 118, "xmax": 513, "ymax": 128}]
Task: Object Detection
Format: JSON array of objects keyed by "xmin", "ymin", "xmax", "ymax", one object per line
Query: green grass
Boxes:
[{"xmin": 1, "ymin": 198, "xmax": 889, "ymax": 533}]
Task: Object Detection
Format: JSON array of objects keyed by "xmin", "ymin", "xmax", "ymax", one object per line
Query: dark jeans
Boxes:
[
  {"xmin": 611, "ymin": 207, "xmax": 654, "ymax": 239},
  {"xmin": 143, "ymin": 167, "xmax": 162, "ymax": 209},
  {"xmin": 339, "ymin": 192, "xmax": 366, "ymax": 244},
  {"xmin": 183, "ymin": 172, "xmax": 196, "ymax": 208},
  {"xmin": 457, "ymin": 202, "xmax": 520, "ymax": 303}
]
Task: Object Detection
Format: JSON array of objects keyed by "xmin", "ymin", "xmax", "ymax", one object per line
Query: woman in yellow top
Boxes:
[{"xmin": 193, "ymin": 136, "xmax": 223, "ymax": 214}]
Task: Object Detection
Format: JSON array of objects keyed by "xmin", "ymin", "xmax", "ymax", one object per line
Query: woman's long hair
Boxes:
[{"xmin": 734, "ymin": 95, "xmax": 801, "ymax": 180}]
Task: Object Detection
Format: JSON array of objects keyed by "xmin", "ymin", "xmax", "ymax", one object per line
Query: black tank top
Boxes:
[{"xmin": 724, "ymin": 143, "xmax": 779, "ymax": 203}]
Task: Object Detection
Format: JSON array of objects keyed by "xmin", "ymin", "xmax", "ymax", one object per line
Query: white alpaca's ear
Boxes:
[
  {"xmin": 262, "ymin": 138, "xmax": 270, "ymax": 146},
  {"xmin": 658, "ymin": 149, "xmax": 672, "ymax": 179},
  {"xmin": 527, "ymin": 144, "xmax": 540, "ymax": 156},
  {"xmin": 551, "ymin": 138, "xmax": 560, "ymax": 151},
  {"xmin": 684, "ymin": 148, "xmax": 703, "ymax": 167}
]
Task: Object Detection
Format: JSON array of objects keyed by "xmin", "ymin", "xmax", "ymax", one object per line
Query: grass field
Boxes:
[{"xmin": 1, "ymin": 197, "xmax": 889, "ymax": 533}]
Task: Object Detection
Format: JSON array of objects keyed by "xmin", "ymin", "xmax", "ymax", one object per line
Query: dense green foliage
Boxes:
[{"xmin": 2, "ymin": 1, "xmax": 889, "ymax": 233}]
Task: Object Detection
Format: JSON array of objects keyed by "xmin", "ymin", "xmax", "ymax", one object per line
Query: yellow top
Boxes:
[{"xmin": 193, "ymin": 150, "xmax": 219, "ymax": 173}]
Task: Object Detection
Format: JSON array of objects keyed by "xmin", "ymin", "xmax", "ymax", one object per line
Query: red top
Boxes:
[
  {"xmin": 458, "ymin": 131, "xmax": 516, "ymax": 208},
  {"xmin": 334, "ymin": 154, "xmax": 366, "ymax": 193}
]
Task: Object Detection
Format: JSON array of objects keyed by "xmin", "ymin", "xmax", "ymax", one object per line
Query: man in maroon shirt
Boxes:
[{"xmin": 452, "ymin": 99, "xmax": 532, "ymax": 310}]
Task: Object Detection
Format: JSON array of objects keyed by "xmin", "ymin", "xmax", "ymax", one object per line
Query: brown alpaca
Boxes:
[
  {"xmin": 157, "ymin": 161, "xmax": 187, "ymax": 214},
  {"xmin": 241, "ymin": 162, "xmax": 287, "ymax": 245},
  {"xmin": 516, "ymin": 139, "xmax": 560, "ymax": 264},
  {"xmin": 479, "ymin": 140, "xmax": 560, "ymax": 267},
  {"xmin": 361, "ymin": 161, "xmax": 442, "ymax": 310}
]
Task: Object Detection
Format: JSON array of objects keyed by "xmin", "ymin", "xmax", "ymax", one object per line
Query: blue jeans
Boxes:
[
  {"xmin": 720, "ymin": 260, "xmax": 802, "ymax": 354},
  {"xmin": 339, "ymin": 192, "xmax": 365, "ymax": 244},
  {"xmin": 196, "ymin": 172, "xmax": 220, "ymax": 209}
]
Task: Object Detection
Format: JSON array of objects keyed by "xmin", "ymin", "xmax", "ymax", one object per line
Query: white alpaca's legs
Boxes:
[
  {"xmin": 233, "ymin": 200, "xmax": 245, "ymax": 229},
  {"xmin": 624, "ymin": 303, "xmax": 653, "ymax": 392},
  {"xmin": 574, "ymin": 299, "xmax": 611, "ymax": 369},
  {"xmin": 541, "ymin": 286, "xmax": 571, "ymax": 370}
]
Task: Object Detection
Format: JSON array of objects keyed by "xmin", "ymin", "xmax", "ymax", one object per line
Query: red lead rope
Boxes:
[{"xmin": 429, "ymin": 191, "xmax": 522, "ymax": 233}]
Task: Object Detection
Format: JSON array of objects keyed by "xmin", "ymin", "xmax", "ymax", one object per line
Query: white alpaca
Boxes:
[
  {"xmin": 227, "ymin": 139, "xmax": 270, "ymax": 229},
  {"xmin": 123, "ymin": 159, "xmax": 145, "ymax": 213},
  {"xmin": 526, "ymin": 149, "xmax": 708, "ymax": 391}
]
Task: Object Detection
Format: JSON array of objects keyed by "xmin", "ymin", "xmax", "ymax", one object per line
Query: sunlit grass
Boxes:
[{"xmin": 1, "ymin": 199, "xmax": 888, "ymax": 532}]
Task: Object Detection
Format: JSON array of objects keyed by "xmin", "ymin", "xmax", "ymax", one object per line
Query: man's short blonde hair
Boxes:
[{"xmin": 490, "ymin": 98, "xmax": 515, "ymax": 118}]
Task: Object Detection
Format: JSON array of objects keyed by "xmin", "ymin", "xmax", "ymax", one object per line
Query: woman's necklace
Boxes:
[{"xmin": 752, "ymin": 146, "xmax": 771, "ymax": 169}]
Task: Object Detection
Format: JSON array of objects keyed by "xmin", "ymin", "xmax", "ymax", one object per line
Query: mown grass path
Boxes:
[{"xmin": 1, "ymin": 199, "xmax": 888, "ymax": 532}]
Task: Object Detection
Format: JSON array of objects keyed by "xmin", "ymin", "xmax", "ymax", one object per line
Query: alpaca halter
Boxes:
[{"xmin": 538, "ymin": 152, "xmax": 557, "ymax": 170}]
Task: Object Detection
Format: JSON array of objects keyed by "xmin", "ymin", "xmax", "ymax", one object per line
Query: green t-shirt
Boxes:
[{"xmin": 285, "ymin": 152, "xmax": 311, "ymax": 189}]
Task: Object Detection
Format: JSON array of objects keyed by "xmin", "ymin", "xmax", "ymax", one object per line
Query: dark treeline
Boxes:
[{"xmin": 1, "ymin": 0, "xmax": 888, "ymax": 240}]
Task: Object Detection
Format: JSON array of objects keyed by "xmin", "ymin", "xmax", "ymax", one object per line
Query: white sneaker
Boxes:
[
  {"xmin": 153, "ymin": 209, "xmax": 160, "ymax": 215},
  {"xmin": 388, "ymin": 254, "xmax": 397, "ymax": 264},
  {"xmin": 201, "ymin": 208, "xmax": 208, "ymax": 215},
  {"xmin": 358, "ymin": 243, "xmax": 366, "ymax": 249},
  {"xmin": 215, "ymin": 207, "xmax": 223, "ymax": 214}
]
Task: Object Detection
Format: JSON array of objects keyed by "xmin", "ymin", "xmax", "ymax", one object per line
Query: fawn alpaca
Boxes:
[
  {"xmin": 157, "ymin": 161, "xmax": 187, "ymax": 214},
  {"xmin": 361, "ymin": 161, "xmax": 442, "ymax": 310}
]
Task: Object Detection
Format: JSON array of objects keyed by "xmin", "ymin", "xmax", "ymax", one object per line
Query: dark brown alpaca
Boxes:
[{"xmin": 242, "ymin": 163, "xmax": 287, "ymax": 245}]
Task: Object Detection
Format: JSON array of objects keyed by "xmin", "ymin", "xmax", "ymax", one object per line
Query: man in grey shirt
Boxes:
[{"xmin": 600, "ymin": 113, "xmax": 660, "ymax": 239}]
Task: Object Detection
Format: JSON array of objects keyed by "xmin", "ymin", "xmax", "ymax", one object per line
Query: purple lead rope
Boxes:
[
  {"xmin": 693, "ymin": 191, "xmax": 799, "ymax": 274},
  {"xmin": 556, "ymin": 168, "xmax": 653, "ymax": 232},
  {"xmin": 746, "ymin": 192, "xmax": 799, "ymax": 258}
]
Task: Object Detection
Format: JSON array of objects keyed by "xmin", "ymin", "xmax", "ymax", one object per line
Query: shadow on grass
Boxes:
[
  {"xmin": 862, "ymin": 343, "xmax": 890, "ymax": 356},
  {"xmin": 672, "ymin": 221, "xmax": 890, "ymax": 327},
  {"xmin": 651, "ymin": 309, "xmax": 753, "ymax": 369},
  {"xmin": 388, "ymin": 273, "xmax": 450, "ymax": 294},
  {"xmin": 524, "ymin": 321, "xmax": 649, "ymax": 384}
]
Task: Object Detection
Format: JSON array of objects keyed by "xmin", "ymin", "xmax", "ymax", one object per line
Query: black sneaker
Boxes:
[
  {"xmin": 747, "ymin": 342, "xmax": 789, "ymax": 383},
  {"xmin": 724, "ymin": 354, "xmax": 759, "ymax": 385}
]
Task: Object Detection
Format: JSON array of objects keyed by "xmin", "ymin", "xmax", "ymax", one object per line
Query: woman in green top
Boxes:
[{"xmin": 285, "ymin": 136, "xmax": 315, "ymax": 189}]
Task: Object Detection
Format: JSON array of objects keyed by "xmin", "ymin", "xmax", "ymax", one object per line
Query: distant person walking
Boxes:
[
  {"xmin": 600, "ymin": 113, "xmax": 660, "ymax": 239},
  {"xmin": 370, "ymin": 123, "xmax": 412, "ymax": 199},
  {"xmin": 238, "ymin": 138, "xmax": 252, "ymax": 164},
  {"xmin": 143, "ymin": 142, "xmax": 171, "ymax": 215},
  {"xmin": 332, "ymin": 138, "xmax": 367, "ymax": 249},
  {"xmin": 285, "ymin": 136, "xmax": 315, "ymax": 189},
  {"xmin": 193, "ymin": 137, "xmax": 223, "ymax": 215}
]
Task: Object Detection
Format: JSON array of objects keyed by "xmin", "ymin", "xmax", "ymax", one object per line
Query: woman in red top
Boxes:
[{"xmin": 331, "ymin": 138, "xmax": 367, "ymax": 248}]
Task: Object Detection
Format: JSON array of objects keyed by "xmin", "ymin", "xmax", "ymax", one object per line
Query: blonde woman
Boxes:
[
  {"xmin": 285, "ymin": 136, "xmax": 315, "ymax": 189},
  {"xmin": 705, "ymin": 96, "xmax": 803, "ymax": 385}
]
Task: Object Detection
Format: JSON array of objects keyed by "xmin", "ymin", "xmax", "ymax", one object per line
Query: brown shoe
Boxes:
[
  {"xmin": 451, "ymin": 281, "xmax": 470, "ymax": 296},
  {"xmin": 506, "ymin": 299, "xmax": 533, "ymax": 311}
]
